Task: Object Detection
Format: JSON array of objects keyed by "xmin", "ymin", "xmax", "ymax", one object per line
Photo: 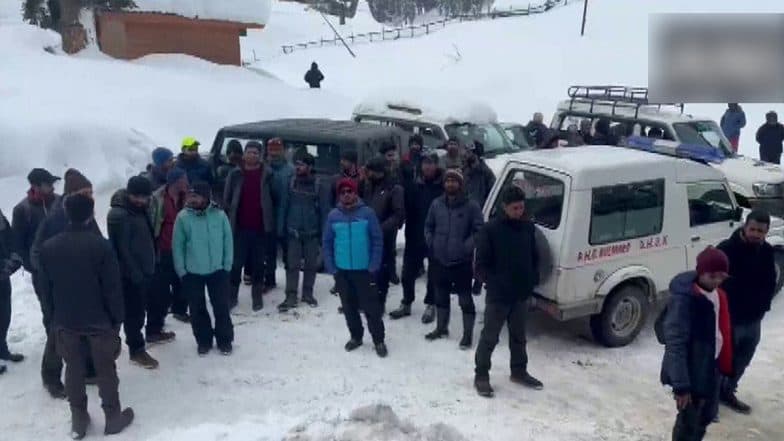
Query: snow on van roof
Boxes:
[
  {"xmin": 353, "ymin": 89, "xmax": 498, "ymax": 125},
  {"xmin": 132, "ymin": 0, "xmax": 271, "ymax": 25}
]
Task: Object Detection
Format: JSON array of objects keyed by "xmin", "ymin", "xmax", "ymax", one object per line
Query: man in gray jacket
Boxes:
[{"xmin": 424, "ymin": 169, "xmax": 484, "ymax": 350}]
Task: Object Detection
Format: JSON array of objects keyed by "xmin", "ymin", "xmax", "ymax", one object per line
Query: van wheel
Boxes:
[
  {"xmin": 773, "ymin": 250, "xmax": 784, "ymax": 298},
  {"xmin": 590, "ymin": 284, "xmax": 649, "ymax": 347}
]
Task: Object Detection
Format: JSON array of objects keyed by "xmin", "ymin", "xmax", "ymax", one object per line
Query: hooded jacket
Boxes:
[
  {"xmin": 12, "ymin": 191, "xmax": 60, "ymax": 272},
  {"xmin": 720, "ymin": 108, "xmax": 747, "ymax": 140},
  {"xmin": 717, "ymin": 228, "xmax": 776, "ymax": 324},
  {"xmin": 281, "ymin": 174, "xmax": 330, "ymax": 237},
  {"xmin": 30, "ymin": 197, "xmax": 102, "ymax": 272},
  {"xmin": 463, "ymin": 160, "xmax": 496, "ymax": 208},
  {"xmin": 660, "ymin": 271, "xmax": 733, "ymax": 398},
  {"xmin": 424, "ymin": 193, "xmax": 484, "ymax": 267},
  {"xmin": 322, "ymin": 200, "xmax": 383, "ymax": 274},
  {"xmin": 756, "ymin": 122, "xmax": 784, "ymax": 159},
  {"xmin": 360, "ymin": 176, "xmax": 406, "ymax": 237},
  {"xmin": 106, "ymin": 189, "xmax": 156, "ymax": 284},
  {"xmin": 172, "ymin": 204, "xmax": 234, "ymax": 278},
  {"xmin": 224, "ymin": 166, "xmax": 276, "ymax": 234},
  {"xmin": 404, "ymin": 169, "xmax": 444, "ymax": 242},
  {"xmin": 304, "ymin": 64, "xmax": 324, "ymax": 88}
]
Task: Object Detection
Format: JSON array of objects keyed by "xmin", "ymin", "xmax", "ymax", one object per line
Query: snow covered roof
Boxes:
[
  {"xmin": 352, "ymin": 89, "xmax": 498, "ymax": 126},
  {"xmin": 132, "ymin": 0, "xmax": 272, "ymax": 25}
]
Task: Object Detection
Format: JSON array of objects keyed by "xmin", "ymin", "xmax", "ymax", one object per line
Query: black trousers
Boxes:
[
  {"xmin": 475, "ymin": 299, "xmax": 529, "ymax": 378},
  {"xmin": 121, "ymin": 278, "xmax": 150, "ymax": 356},
  {"xmin": 182, "ymin": 271, "xmax": 234, "ymax": 348},
  {"xmin": 0, "ymin": 278, "xmax": 10, "ymax": 355},
  {"xmin": 147, "ymin": 252, "xmax": 186, "ymax": 334},
  {"xmin": 760, "ymin": 150, "xmax": 782, "ymax": 165},
  {"xmin": 433, "ymin": 261, "xmax": 475, "ymax": 314},
  {"xmin": 264, "ymin": 233, "xmax": 285, "ymax": 286},
  {"xmin": 56, "ymin": 328, "xmax": 122, "ymax": 414},
  {"xmin": 401, "ymin": 242, "xmax": 435, "ymax": 306},
  {"xmin": 375, "ymin": 234, "xmax": 396, "ymax": 307},
  {"xmin": 231, "ymin": 229, "xmax": 265, "ymax": 288},
  {"xmin": 336, "ymin": 270, "xmax": 385, "ymax": 344},
  {"xmin": 672, "ymin": 387, "xmax": 719, "ymax": 441}
]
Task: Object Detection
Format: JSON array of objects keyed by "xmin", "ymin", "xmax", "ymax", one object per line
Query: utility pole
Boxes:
[
  {"xmin": 320, "ymin": 12, "xmax": 356, "ymax": 58},
  {"xmin": 580, "ymin": 0, "xmax": 588, "ymax": 36}
]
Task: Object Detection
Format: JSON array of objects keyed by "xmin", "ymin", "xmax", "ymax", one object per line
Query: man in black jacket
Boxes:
[
  {"xmin": 390, "ymin": 153, "xmax": 442, "ymax": 322},
  {"xmin": 1, "ymin": 208, "xmax": 23, "ymax": 375},
  {"xmin": 525, "ymin": 112, "xmax": 548, "ymax": 147},
  {"xmin": 107, "ymin": 176, "xmax": 167, "ymax": 370},
  {"xmin": 716, "ymin": 210, "xmax": 776, "ymax": 414},
  {"xmin": 12, "ymin": 168, "xmax": 61, "ymax": 276},
  {"xmin": 473, "ymin": 186, "xmax": 541, "ymax": 397},
  {"xmin": 38, "ymin": 194, "xmax": 134, "ymax": 439},
  {"xmin": 360, "ymin": 157, "xmax": 405, "ymax": 311},
  {"xmin": 304, "ymin": 62, "xmax": 324, "ymax": 88},
  {"xmin": 756, "ymin": 111, "xmax": 784, "ymax": 164}
]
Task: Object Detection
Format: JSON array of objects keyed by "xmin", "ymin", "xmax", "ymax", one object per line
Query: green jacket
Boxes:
[{"xmin": 172, "ymin": 204, "xmax": 233, "ymax": 278}]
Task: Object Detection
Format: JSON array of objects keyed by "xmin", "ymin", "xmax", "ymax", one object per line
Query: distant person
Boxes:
[
  {"xmin": 304, "ymin": 62, "xmax": 324, "ymax": 89},
  {"xmin": 578, "ymin": 119, "xmax": 593, "ymax": 145},
  {"xmin": 176, "ymin": 137, "xmax": 214, "ymax": 189},
  {"xmin": 756, "ymin": 111, "xmax": 784, "ymax": 164},
  {"xmin": 443, "ymin": 138, "xmax": 463, "ymax": 170},
  {"xmin": 539, "ymin": 129, "xmax": 561, "ymax": 149},
  {"xmin": 401, "ymin": 134, "xmax": 425, "ymax": 183},
  {"xmin": 647, "ymin": 127, "xmax": 664, "ymax": 139},
  {"xmin": 1, "ymin": 208, "xmax": 23, "ymax": 375},
  {"xmin": 141, "ymin": 147, "xmax": 175, "ymax": 191},
  {"xmin": 38, "ymin": 194, "xmax": 134, "ymax": 438},
  {"xmin": 720, "ymin": 103, "xmax": 746, "ymax": 153},
  {"xmin": 215, "ymin": 140, "xmax": 244, "ymax": 206},
  {"xmin": 590, "ymin": 118, "xmax": 617, "ymax": 146},
  {"xmin": 565, "ymin": 124, "xmax": 584, "ymax": 147},
  {"xmin": 660, "ymin": 247, "xmax": 733, "ymax": 441},
  {"xmin": 265, "ymin": 138, "xmax": 293, "ymax": 291},
  {"xmin": 525, "ymin": 112, "xmax": 548, "ymax": 147}
]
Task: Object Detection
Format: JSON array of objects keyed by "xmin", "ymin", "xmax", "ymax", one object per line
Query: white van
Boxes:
[
  {"xmin": 550, "ymin": 86, "xmax": 784, "ymax": 217},
  {"xmin": 484, "ymin": 142, "xmax": 784, "ymax": 347}
]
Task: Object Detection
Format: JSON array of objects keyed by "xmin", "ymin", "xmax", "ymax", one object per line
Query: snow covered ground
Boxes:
[{"xmin": 2, "ymin": 0, "xmax": 784, "ymax": 440}]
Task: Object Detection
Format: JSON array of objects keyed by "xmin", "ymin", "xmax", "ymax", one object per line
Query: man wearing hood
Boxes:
[
  {"xmin": 590, "ymin": 118, "xmax": 618, "ymax": 146},
  {"xmin": 322, "ymin": 178, "xmax": 387, "ymax": 357},
  {"xmin": 141, "ymin": 147, "xmax": 175, "ymax": 191},
  {"xmin": 304, "ymin": 62, "xmax": 324, "ymax": 88},
  {"xmin": 0, "ymin": 208, "xmax": 23, "ymax": 375},
  {"xmin": 660, "ymin": 247, "xmax": 734, "ymax": 441},
  {"xmin": 360, "ymin": 157, "xmax": 405, "ymax": 311},
  {"xmin": 265, "ymin": 138, "xmax": 294, "ymax": 291},
  {"xmin": 716, "ymin": 210, "xmax": 776, "ymax": 415},
  {"xmin": 720, "ymin": 103, "xmax": 746, "ymax": 153},
  {"xmin": 424, "ymin": 169, "xmax": 484, "ymax": 349},
  {"xmin": 176, "ymin": 137, "xmax": 214, "ymax": 189},
  {"xmin": 756, "ymin": 111, "xmax": 784, "ymax": 164},
  {"xmin": 107, "ymin": 176, "xmax": 169, "ymax": 370}
]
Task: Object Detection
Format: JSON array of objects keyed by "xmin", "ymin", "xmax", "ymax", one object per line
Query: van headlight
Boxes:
[{"xmin": 752, "ymin": 182, "xmax": 784, "ymax": 197}]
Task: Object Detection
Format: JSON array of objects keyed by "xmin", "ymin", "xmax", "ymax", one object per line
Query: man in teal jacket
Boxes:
[{"xmin": 173, "ymin": 181, "xmax": 234, "ymax": 356}]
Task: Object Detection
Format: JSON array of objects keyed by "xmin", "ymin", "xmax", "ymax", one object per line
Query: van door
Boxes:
[{"xmin": 685, "ymin": 181, "xmax": 741, "ymax": 264}]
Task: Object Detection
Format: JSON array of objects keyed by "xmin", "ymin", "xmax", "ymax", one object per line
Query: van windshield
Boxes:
[
  {"xmin": 673, "ymin": 121, "xmax": 734, "ymax": 157},
  {"xmin": 444, "ymin": 123, "xmax": 520, "ymax": 157}
]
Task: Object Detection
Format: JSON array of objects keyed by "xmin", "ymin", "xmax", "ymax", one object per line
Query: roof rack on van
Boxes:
[
  {"xmin": 567, "ymin": 86, "xmax": 685, "ymax": 119},
  {"xmin": 623, "ymin": 136, "xmax": 725, "ymax": 164}
]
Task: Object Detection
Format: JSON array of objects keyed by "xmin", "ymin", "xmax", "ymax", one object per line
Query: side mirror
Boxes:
[{"xmin": 733, "ymin": 207, "xmax": 743, "ymax": 222}]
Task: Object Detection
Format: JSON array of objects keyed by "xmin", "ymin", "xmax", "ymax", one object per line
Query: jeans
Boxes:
[
  {"xmin": 336, "ymin": 270, "xmax": 385, "ymax": 344},
  {"xmin": 671, "ymin": 381, "xmax": 719, "ymax": 441},
  {"xmin": 721, "ymin": 320, "xmax": 762, "ymax": 395},
  {"xmin": 475, "ymin": 300, "xmax": 529, "ymax": 378},
  {"xmin": 182, "ymin": 271, "xmax": 234, "ymax": 348}
]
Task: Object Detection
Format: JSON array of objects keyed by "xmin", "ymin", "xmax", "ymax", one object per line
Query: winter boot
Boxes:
[
  {"xmin": 510, "ymin": 371, "xmax": 544, "ymax": 390},
  {"xmin": 70, "ymin": 407, "xmax": 91, "ymax": 440},
  {"xmin": 389, "ymin": 303, "xmax": 412, "ymax": 320},
  {"xmin": 146, "ymin": 331, "xmax": 176, "ymax": 345},
  {"xmin": 218, "ymin": 343, "xmax": 233, "ymax": 356},
  {"xmin": 421, "ymin": 305, "xmax": 435, "ymax": 324},
  {"xmin": 375, "ymin": 342, "xmax": 389, "ymax": 358},
  {"xmin": 721, "ymin": 391, "xmax": 752, "ymax": 414},
  {"xmin": 425, "ymin": 308, "xmax": 450, "ymax": 341},
  {"xmin": 0, "ymin": 350, "xmax": 24, "ymax": 363},
  {"xmin": 344, "ymin": 339, "xmax": 363, "ymax": 352},
  {"xmin": 104, "ymin": 408, "xmax": 134, "ymax": 435},
  {"xmin": 301, "ymin": 294, "xmax": 318, "ymax": 307},
  {"xmin": 278, "ymin": 292, "xmax": 298, "ymax": 312},
  {"xmin": 46, "ymin": 381, "xmax": 67, "ymax": 399},
  {"xmin": 229, "ymin": 284, "xmax": 240, "ymax": 310},
  {"xmin": 459, "ymin": 313, "xmax": 476, "ymax": 350},
  {"xmin": 474, "ymin": 376, "xmax": 494, "ymax": 398},
  {"xmin": 197, "ymin": 345, "xmax": 211, "ymax": 356},
  {"xmin": 129, "ymin": 351, "xmax": 159, "ymax": 369},
  {"xmin": 251, "ymin": 284, "xmax": 264, "ymax": 311}
]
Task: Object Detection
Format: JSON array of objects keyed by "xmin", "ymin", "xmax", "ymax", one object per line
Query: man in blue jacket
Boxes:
[
  {"xmin": 720, "ymin": 103, "xmax": 746, "ymax": 153},
  {"xmin": 322, "ymin": 178, "xmax": 387, "ymax": 357}
]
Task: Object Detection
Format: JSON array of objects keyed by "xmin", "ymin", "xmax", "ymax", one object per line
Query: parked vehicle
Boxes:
[
  {"xmin": 483, "ymin": 138, "xmax": 784, "ymax": 347},
  {"xmin": 550, "ymin": 85, "xmax": 784, "ymax": 216},
  {"xmin": 500, "ymin": 123, "xmax": 535, "ymax": 150}
]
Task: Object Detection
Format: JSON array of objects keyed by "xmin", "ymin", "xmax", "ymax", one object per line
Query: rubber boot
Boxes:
[
  {"xmin": 70, "ymin": 407, "xmax": 91, "ymax": 440},
  {"xmin": 104, "ymin": 407, "xmax": 134, "ymax": 435},
  {"xmin": 229, "ymin": 284, "xmax": 240, "ymax": 310},
  {"xmin": 251, "ymin": 284, "xmax": 264, "ymax": 312},
  {"xmin": 425, "ymin": 307, "xmax": 450, "ymax": 340},
  {"xmin": 459, "ymin": 313, "xmax": 475, "ymax": 350}
]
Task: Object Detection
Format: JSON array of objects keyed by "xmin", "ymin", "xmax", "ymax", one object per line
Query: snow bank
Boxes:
[
  {"xmin": 133, "ymin": 0, "xmax": 272, "ymax": 25},
  {"xmin": 353, "ymin": 88, "xmax": 499, "ymax": 124}
]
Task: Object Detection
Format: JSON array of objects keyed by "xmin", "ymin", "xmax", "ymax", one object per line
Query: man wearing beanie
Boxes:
[
  {"xmin": 328, "ymin": 150, "xmax": 362, "ymax": 298},
  {"xmin": 660, "ymin": 246, "xmax": 733, "ymax": 441},
  {"xmin": 142, "ymin": 147, "xmax": 175, "ymax": 190},
  {"xmin": 391, "ymin": 152, "xmax": 443, "ymax": 322},
  {"xmin": 716, "ymin": 210, "xmax": 776, "ymax": 414},
  {"xmin": 173, "ymin": 181, "xmax": 235, "ymax": 356},
  {"xmin": 38, "ymin": 194, "xmax": 134, "ymax": 438},
  {"xmin": 424, "ymin": 167, "xmax": 483, "ymax": 349},
  {"xmin": 107, "ymin": 176, "xmax": 167, "ymax": 370},
  {"xmin": 148, "ymin": 168, "xmax": 190, "ymax": 332}
]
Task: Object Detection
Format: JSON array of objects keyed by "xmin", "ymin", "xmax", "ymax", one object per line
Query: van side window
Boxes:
[
  {"xmin": 490, "ymin": 169, "xmax": 565, "ymax": 229},
  {"xmin": 287, "ymin": 142, "xmax": 341, "ymax": 175},
  {"xmin": 589, "ymin": 179, "xmax": 665, "ymax": 245},
  {"xmin": 687, "ymin": 182, "xmax": 735, "ymax": 226}
]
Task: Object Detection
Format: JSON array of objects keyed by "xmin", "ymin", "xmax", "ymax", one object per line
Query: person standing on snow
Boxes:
[
  {"xmin": 265, "ymin": 137, "xmax": 294, "ymax": 291},
  {"xmin": 148, "ymin": 168, "xmax": 190, "ymax": 330},
  {"xmin": 176, "ymin": 137, "xmax": 214, "ymax": 190},
  {"xmin": 107, "ymin": 176, "xmax": 170, "ymax": 370},
  {"xmin": 463, "ymin": 141, "xmax": 495, "ymax": 295},
  {"xmin": 720, "ymin": 103, "xmax": 746, "ymax": 153},
  {"xmin": 223, "ymin": 141, "xmax": 275, "ymax": 311},
  {"xmin": 525, "ymin": 112, "xmax": 548, "ymax": 147},
  {"xmin": 756, "ymin": 111, "xmax": 784, "ymax": 164},
  {"xmin": 424, "ymin": 169, "xmax": 484, "ymax": 349},
  {"xmin": 304, "ymin": 62, "xmax": 324, "ymax": 88},
  {"xmin": 173, "ymin": 181, "xmax": 234, "ymax": 356},
  {"xmin": 716, "ymin": 210, "xmax": 776, "ymax": 415},
  {"xmin": 473, "ymin": 186, "xmax": 542, "ymax": 398},
  {"xmin": 443, "ymin": 138, "xmax": 463, "ymax": 170},
  {"xmin": 660, "ymin": 247, "xmax": 733, "ymax": 441},
  {"xmin": 215, "ymin": 140, "xmax": 244, "ymax": 207},
  {"xmin": 360, "ymin": 157, "xmax": 406, "ymax": 312},
  {"xmin": 390, "ymin": 152, "xmax": 443, "ymax": 322},
  {"xmin": 38, "ymin": 194, "xmax": 134, "ymax": 439},
  {"xmin": 378, "ymin": 141, "xmax": 402, "ymax": 286},
  {"xmin": 323, "ymin": 178, "xmax": 387, "ymax": 357},
  {"xmin": 141, "ymin": 147, "xmax": 175, "ymax": 191},
  {"xmin": 328, "ymin": 150, "xmax": 362, "ymax": 299},
  {"xmin": 0, "ymin": 208, "xmax": 23, "ymax": 376},
  {"xmin": 278, "ymin": 154, "xmax": 329, "ymax": 312}
]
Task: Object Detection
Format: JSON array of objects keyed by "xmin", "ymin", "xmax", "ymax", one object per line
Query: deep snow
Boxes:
[
  {"xmin": 1, "ymin": 1, "xmax": 784, "ymax": 440},
  {"xmin": 132, "ymin": 0, "xmax": 273, "ymax": 25}
]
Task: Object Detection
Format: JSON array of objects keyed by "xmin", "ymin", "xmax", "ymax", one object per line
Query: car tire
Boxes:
[
  {"xmin": 590, "ymin": 284, "xmax": 649, "ymax": 348},
  {"xmin": 773, "ymin": 249, "xmax": 784, "ymax": 299}
]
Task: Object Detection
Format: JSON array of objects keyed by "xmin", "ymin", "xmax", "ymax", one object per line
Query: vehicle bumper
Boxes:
[
  {"xmin": 748, "ymin": 197, "xmax": 784, "ymax": 217},
  {"xmin": 531, "ymin": 294, "xmax": 602, "ymax": 321}
]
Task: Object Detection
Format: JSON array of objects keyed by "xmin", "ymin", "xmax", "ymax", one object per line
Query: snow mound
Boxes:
[
  {"xmin": 133, "ymin": 0, "xmax": 272, "ymax": 25},
  {"xmin": 354, "ymin": 88, "xmax": 498, "ymax": 125},
  {"xmin": 0, "ymin": 23, "xmax": 60, "ymax": 55}
]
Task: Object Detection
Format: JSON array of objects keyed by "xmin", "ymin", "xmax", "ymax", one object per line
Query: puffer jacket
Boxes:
[
  {"xmin": 281, "ymin": 174, "xmax": 329, "ymax": 237},
  {"xmin": 717, "ymin": 228, "xmax": 776, "ymax": 324},
  {"xmin": 223, "ymin": 167, "xmax": 276, "ymax": 234},
  {"xmin": 404, "ymin": 169, "xmax": 444, "ymax": 242},
  {"xmin": 12, "ymin": 192, "xmax": 60, "ymax": 272},
  {"xmin": 30, "ymin": 198, "xmax": 103, "ymax": 272},
  {"xmin": 463, "ymin": 160, "xmax": 496, "ymax": 208},
  {"xmin": 175, "ymin": 154, "xmax": 213, "ymax": 187},
  {"xmin": 424, "ymin": 193, "xmax": 484, "ymax": 266},
  {"xmin": 322, "ymin": 201, "xmax": 383, "ymax": 274},
  {"xmin": 106, "ymin": 190, "xmax": 156, "ymax": 284},
  {"xmin": 720, "ymin": 108, "xmax": 746, "ymax": 140},
  {"xmin": 360, "ymin": 177, "xmax": 405, "ymax": 237},
  {"xmin": 172, "ymin": 204, "xmax": 233, "ymax": 277}
]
